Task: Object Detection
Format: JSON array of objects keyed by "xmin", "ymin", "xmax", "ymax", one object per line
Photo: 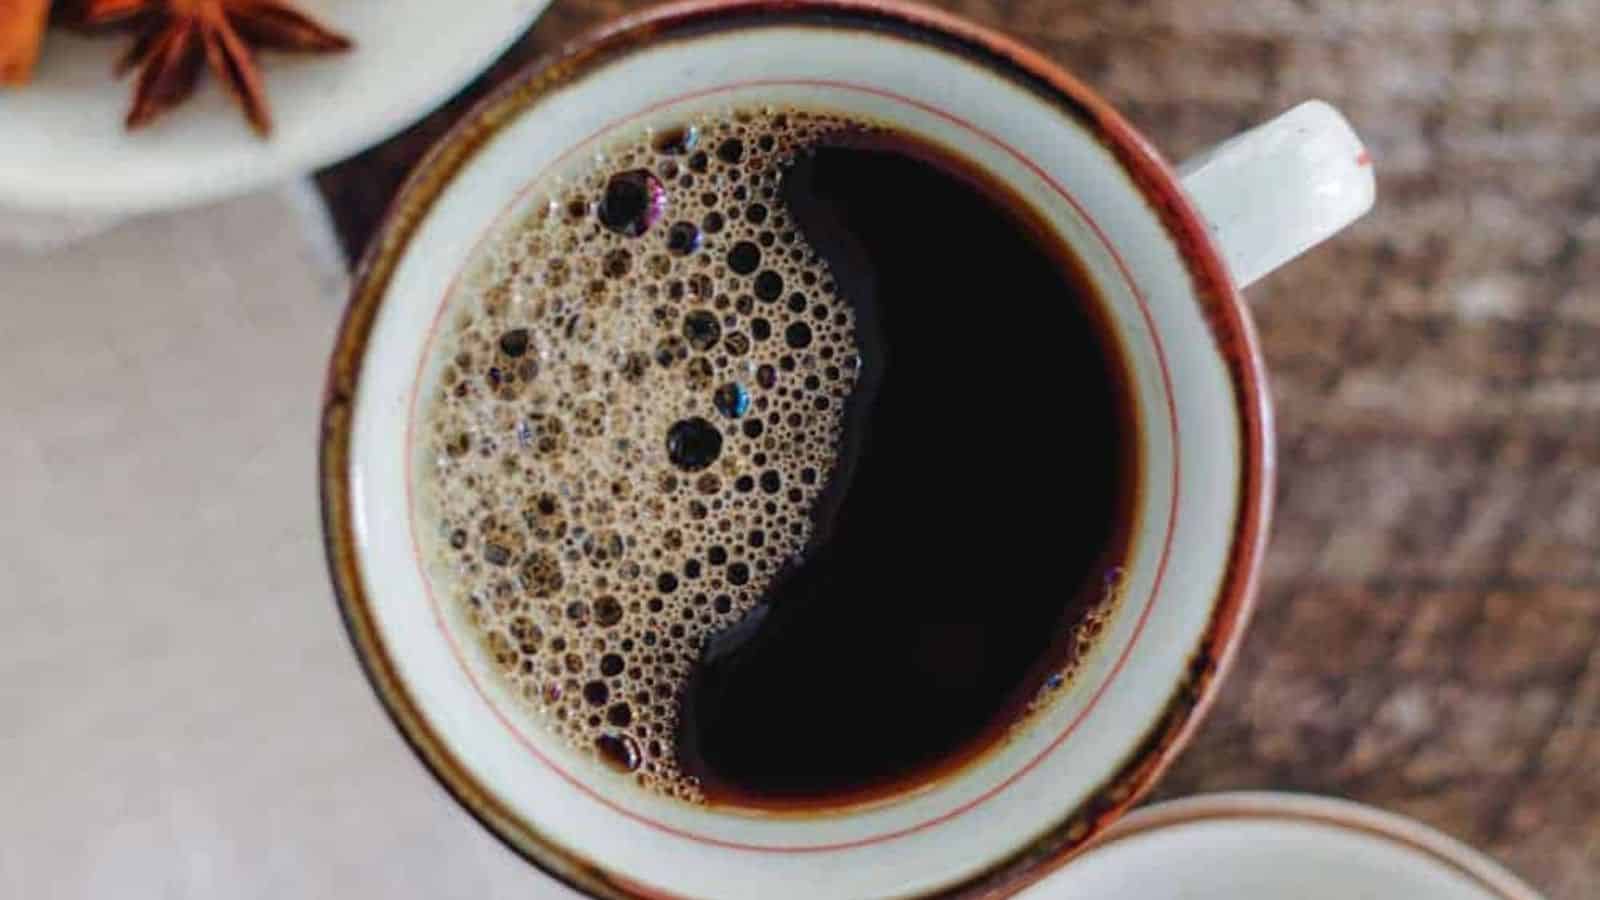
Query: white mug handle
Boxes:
[{"xmin": 1178, "ymin": 100, "xmax": 1375, "ymax": 289}]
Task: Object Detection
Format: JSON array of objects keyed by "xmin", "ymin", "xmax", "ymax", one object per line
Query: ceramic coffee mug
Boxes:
[{"xmin": 320, "ymin": 2, "xmax": 1375, "ymax": 897}]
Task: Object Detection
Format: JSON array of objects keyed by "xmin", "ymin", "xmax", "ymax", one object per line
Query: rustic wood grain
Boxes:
[{"xmin": 316, "ymin": 2, "xmax": 1600, "ymax": 896}]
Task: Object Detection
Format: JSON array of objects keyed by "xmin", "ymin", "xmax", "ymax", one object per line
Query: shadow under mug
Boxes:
[{"xmin": 320, "ymin": 1, "xmax": 1375, "ymax": 897}]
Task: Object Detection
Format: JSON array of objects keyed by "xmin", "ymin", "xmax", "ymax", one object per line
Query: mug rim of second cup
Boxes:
[{"xmin": 319, "ymin": 1, "xmax": 1274, "ymax": 896}]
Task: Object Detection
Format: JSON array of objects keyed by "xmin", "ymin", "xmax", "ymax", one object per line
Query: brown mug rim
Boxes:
[{"xmin": 318, "ymin": 1, "xmax": 1274, "ymax": 897}]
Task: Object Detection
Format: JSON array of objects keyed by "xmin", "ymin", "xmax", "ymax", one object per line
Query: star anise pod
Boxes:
[{"xmin": 67, "ymin": 0, "xmax": 351, "ymax": 136}]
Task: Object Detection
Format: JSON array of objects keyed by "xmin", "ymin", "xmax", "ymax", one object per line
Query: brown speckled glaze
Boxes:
[{"xmin": 319, "ymin": 1, "xmax": 1271, "ymax": 896}]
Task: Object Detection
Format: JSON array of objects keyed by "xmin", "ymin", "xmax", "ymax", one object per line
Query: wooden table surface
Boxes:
[{"xmin": 317, "ymin": 2, "xmax": 1600, "ymax": 896}]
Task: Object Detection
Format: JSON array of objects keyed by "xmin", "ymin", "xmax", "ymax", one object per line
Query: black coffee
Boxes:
[
  {"xmin": 418, "ymin": 107, "xmax": 1137, "ymax": 810},
  {"xmin": 677, "ymin": 134, "xmax": 1137, "ymax": 807}
]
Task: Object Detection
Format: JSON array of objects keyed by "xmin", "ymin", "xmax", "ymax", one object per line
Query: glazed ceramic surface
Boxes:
[{"xmin": 321, "ymin": 3, "xmax": 1371, "ymax": 897}]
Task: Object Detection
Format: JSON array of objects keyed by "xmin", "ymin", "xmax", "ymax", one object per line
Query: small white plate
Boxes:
[
  {"xmin": 0, "ymin": 0, "xmax": 549, "ymax": 215},
  {"xmin": 1025, "ymin": 792, "xmax": 1545, "ymax": 900}
]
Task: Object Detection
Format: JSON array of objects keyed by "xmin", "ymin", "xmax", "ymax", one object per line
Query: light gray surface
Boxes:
[{"xmin": 0, "ymin": 186, "xmax": 579, "ymax": 899}]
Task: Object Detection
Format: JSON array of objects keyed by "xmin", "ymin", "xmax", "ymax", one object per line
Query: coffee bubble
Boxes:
[{"xmin": 418, "ymin": 107, "xmax": 861, "ymax": 802}]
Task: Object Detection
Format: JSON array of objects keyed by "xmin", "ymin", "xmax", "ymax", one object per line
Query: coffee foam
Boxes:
[{"xmin": 418, "ymin": 108, "xmax": 861, "ymax": 801}]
